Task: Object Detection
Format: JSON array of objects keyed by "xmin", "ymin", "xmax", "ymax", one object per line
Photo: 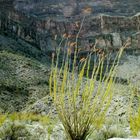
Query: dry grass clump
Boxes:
[{"xmin": 0, "ymin": 113, "xmax": 52, "ymax": 127}]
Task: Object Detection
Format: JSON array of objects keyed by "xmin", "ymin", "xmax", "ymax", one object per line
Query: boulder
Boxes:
[
  {"xmin": 111, "ymin": 33, "xmax": 122, "ymax": 48},
  {"xmin": 63, "ymin": 6, "xmax": 76, "ymax": 17}
]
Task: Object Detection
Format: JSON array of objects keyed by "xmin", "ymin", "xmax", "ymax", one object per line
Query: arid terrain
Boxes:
[{"xmin": 0, "ymin": 0, "xmax": 140, "ymax": 140}]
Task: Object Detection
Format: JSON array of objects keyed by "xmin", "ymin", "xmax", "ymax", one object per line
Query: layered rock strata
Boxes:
[{"xmin": 0, "ymin": 1, "xmax": 140, "ymax": 53}]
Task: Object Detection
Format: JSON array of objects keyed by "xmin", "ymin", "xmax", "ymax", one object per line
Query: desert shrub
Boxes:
[
  {"xmin": 129, "ymin": 85, "xmax": 140, "ymax": 136},
  {"xmin": 0, "ymin": 114, "xmax": 7, "ymax": 126},
  {"xmin": 91, "ymin": 117, "xmax": 128, "ymax": 140},
  {"xmin": 0, "ymin": 113, "xmax": 54, "ymax": 139},
  {"xmin": 0, "ymin": 119, "xmax": 34, "ymax": 140},
  {"xmin": 49, "ymin": 46, "xmax": 124, "ymax": 140},
  {"xmin": 0, "ymin": 120, "xmax": 13, "ymax": 139},
  {"xmin": 0, "ymin": 113, "xmax": 53, "ymax": 126}
]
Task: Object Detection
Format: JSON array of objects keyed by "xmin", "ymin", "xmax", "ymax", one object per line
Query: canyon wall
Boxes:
[{"xmin": 0, "ymin": 1, "xmax": 140, "ymax": 53}]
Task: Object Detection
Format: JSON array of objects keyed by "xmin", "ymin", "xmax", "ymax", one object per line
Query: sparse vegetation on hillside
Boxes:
[{"xmin": 0, "ymin": 50, "xmax": 50, "ymax": 113}]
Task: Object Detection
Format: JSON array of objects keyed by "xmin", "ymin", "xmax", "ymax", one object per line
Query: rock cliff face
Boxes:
[
  {"xmin": 14, "ymin": 0, "xmax": 140, "ymax": 17},
  {"xmin": 0, "ymin": 0, "xmax": 140, "ymax": 53}
]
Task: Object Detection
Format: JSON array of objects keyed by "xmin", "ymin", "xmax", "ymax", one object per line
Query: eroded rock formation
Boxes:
[{"xmin": 0, "ymin": 0, "xmax": 140, "ymax": 53}]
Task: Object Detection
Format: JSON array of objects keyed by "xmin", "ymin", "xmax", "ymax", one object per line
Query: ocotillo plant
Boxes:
[{"xmin": 49, "ymin": 43, "xmax": 124, "ymax": 140}]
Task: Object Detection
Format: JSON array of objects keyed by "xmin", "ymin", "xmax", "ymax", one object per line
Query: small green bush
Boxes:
[
  {"xmin": 0, "ymin": 113, "xmax": 55, "ymax": 140},
  {"xmin": 91, "ymin": 117, "xmax": 128, "ymax": 140},
  {"xmin": 129, "ymin": 85, "xmax": 140, "ymax": 136},
  {"xmin": 0, "ymin": 113, "xmax": 53, "ymax": 127}
]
